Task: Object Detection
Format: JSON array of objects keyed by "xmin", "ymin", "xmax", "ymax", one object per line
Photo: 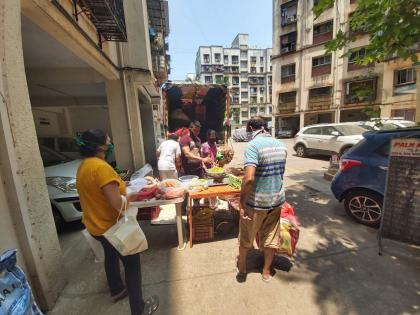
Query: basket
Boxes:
[{"xmin": 192, "ymin": 218, "xmax": 214, "ymax": 242}]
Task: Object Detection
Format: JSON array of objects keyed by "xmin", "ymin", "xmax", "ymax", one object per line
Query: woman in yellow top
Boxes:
[{"xmin": 76, "ymin": 129, "xmax": 158, "ymax": 315}]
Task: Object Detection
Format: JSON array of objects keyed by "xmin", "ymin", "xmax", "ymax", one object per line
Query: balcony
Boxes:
[
  {"xmin": 312, "ymin": 64, "xmax": 331, "ymax": 77},
  {"xmin": 77, "ymin": 0, "xmax": 127, "ymax": 41},
  {"xmin": 344, "ymin": 77, "xmax": 377, "ymax": 104},
  {"xmin": 313, "ymin": 21, "xmax": 333, "ymax": 45},
  {"xmin": 281, "ymin": 43, "xmax": 296, "ymax": 55},
  {"xmin": 281, "ymin": 74, "xmax": 295, "ymax": 84},
  {"xmin": 308, "ymin": 95, "xmax": 333, "ymax": 110},
  {"xmin": 212, "ymin": 65, "xmax": 224, "ymax": 73},
  {"xmin": 249, "ymin": 77, "xmax": 265, "ymax": 85},
  {"xmin": 281, "ymin": 0, "xmax": 297, "ymax": 27}
]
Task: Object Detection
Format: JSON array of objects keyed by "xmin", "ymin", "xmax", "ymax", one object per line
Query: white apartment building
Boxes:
[
  {"xmin": 272, "ymin": 0, "xmax": 418, "ymax": 131},
  {"xmin": 195, "ymin": 34, "xmax": 273, "ymax": 126}
]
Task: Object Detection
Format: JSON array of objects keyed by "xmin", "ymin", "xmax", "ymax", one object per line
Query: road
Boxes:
[{"xmin": 229, "ymin": 137, "xmax": 332, "ymax": 195}]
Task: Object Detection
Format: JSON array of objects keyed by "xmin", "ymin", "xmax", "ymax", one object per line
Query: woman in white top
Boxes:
[{"xmin": 156, "ymin": 133, "xmax": 181, "ymax": 179}]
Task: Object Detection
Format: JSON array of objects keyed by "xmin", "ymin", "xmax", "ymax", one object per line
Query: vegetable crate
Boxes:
[
  {"xmin": 137, "ymin": 206, "xmax": 161, "ymax": 221},
  {"xmin": 192, "ymin": 218, "xmax": 214, "ymax": 242}
]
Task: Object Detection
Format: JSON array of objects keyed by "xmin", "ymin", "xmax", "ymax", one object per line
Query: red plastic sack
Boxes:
[{"xmin": 278, "ymin": 202, "xmax": 300, "ymax": 257}]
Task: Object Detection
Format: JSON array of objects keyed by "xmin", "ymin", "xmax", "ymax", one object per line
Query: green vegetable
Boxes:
[{"xmin": 228, "ymin": 174, "xmax": 242, "ymax": 189}]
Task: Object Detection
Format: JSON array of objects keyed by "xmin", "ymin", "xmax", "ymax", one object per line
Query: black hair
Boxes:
[
  {"xmin": 247, "ymin": 116, "xmax": 268, "ymax": 132},
  {"xmin": 168, "ymin": 133, "xmax": 179, "ymax": 141},
  {"xmin": 207, "ymin": 129, "xmax": 216, "ymax": 139},
  {"xmin": 76, "ymin": 129, "xmax": 107, "ymax": 157}
]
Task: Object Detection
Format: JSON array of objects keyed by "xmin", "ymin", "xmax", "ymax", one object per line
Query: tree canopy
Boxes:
[{"xmin": 313, "ymin": 0, "xmax": 420, "ymax": 64}]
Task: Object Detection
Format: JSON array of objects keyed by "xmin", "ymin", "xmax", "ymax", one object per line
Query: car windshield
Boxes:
[
  {"xmin": 397, "ymin": 121, "xmax": 416, "ymax": 127},
  {"xmin": 334, "ymin": 125, "xmax": 367, "ymax": 136},
  {"xmin": 40, "ymin": 145, "xmax": 73, "ymax": 167}
]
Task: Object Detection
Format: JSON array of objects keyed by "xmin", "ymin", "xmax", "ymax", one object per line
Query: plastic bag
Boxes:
[
  {"xmin": 81, "ymin": 229, "xmax": 104, "ymax": 263},
  {"xmin": 278, "ymin": 202, "xmax": 300, "ymax": 257},
  {"xmin": 126, "ymin": 177, "xmax": 148, "ymax": 196},
  {"xmin": 0, "ymin": 249, "xmax": 43, "ymax": 315},
  {"xmin": 130, "ymin": 164, "xmax": 153, "ymax": 181}
]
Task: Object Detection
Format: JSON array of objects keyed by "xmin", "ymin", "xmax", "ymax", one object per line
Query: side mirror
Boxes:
[{"xmin": 331, "ymin": 131, "xmax": 340, "ymax": 137}]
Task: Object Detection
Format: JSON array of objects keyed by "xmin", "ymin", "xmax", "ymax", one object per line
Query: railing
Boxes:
[
  {"xmin": 77, "ymin": 0, "xmax": 127, "ymax": 41},
  {"xmin": 308, "ymin": 95, "xmax": 333, "ymax": 110}
]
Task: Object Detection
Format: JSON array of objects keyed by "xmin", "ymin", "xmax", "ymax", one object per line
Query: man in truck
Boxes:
[{"xmin": 179, "ymin": 120, "xmax": 212, "ymax": 178}]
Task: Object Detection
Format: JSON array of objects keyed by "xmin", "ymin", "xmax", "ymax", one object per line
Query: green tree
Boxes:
[{"xmin": 314, "ymin": 0, "xmax": 420, "ymax": 64}]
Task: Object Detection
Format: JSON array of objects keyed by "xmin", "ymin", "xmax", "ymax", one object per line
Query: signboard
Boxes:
[{"xmin": 380, "ymin": 138, "xmax": 420, "ymax": 248}]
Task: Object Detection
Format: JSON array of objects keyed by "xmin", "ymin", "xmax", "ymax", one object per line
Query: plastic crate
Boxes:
[
  {"xmin": 192, "ymin": 218, "xmax": 214, "ymax": 242},
  {"xmin": 137, "ymin": 206, "xmax": 161, "ymax": 221}
]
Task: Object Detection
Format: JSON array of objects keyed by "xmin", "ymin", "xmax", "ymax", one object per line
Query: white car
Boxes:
[
  {"xmin": 364, "ymin": 118, "xmax": 416, "ymax": 130},
  {"xmin": 40, "ymin": 145, "xmax": 82, "ymax": 229},
  {"xmin": 293, "ymin": 123, "xmax": 366, "ymax": 157}
]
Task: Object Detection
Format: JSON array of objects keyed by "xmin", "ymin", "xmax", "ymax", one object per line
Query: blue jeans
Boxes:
[
  {"xmin": 0, "ymin": 249, "xmax": 43, "ymax": 315},
  {"xmin": 93, "ymin": 236, "xmax": 145, "ymax": 315}
]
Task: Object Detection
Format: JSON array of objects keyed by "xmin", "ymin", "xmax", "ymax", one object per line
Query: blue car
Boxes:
[{"xmin": 331, "ymin": 127, "xmax": 420, "ymax": 227}]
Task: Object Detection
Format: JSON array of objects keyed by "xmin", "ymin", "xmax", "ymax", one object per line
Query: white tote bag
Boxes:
[{"xmin": 103, "ymin": 196, "xmax": 148, "ymax": 256}]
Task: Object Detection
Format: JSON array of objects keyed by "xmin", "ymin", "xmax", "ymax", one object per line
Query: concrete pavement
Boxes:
[{"xmin": 49, "ymin": 138, "xmax": 420, "ymax": 315}]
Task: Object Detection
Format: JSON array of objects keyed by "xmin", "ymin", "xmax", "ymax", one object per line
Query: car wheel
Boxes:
[
  {"xmin": 52, "ymin": 204, "xmax": 64, "ymax": 232},
  {"xmin": 295, "ymin": 144, "xmax": 307, "ymax": 158},
  {"xmin": 340, "ymin": 146, "xmax": 352, "ymax": 156},
  {"xmin": 344, "ymin": 190, "xmax": 383, "ymax": 227}
]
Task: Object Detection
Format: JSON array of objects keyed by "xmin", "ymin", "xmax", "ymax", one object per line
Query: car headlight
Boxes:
[{"xmin": 46, "ymin": 177, "xmax": 77, "ymax": 193}]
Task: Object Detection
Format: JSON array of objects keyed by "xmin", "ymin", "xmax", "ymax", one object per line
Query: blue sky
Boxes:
[{"xmin": 168, "ymin": 0, "xmax": 273, "ymax": 80}]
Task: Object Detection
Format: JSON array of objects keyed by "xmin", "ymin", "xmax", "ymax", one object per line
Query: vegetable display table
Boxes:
[
  {"xmin": 188, "ymin": 185, "xmax": 240, "ymax": 247},
  {"xmin": 130, "ymin": 197, "xmax": 186, "ymax": 250}
]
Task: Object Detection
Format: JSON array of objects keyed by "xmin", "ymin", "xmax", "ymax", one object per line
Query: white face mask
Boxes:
[{"xmin": 247, "ymin": 128, "xmax": 265, "ymax": 141}]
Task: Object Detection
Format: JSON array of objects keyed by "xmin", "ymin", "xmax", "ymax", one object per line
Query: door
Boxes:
[
  {"xmin": 319, "ymin": 126, "xmax": 342, "ymax": 153},
  {"xmin": 301, "ymin": 126, "xmax": 323, "ymax": 150}
]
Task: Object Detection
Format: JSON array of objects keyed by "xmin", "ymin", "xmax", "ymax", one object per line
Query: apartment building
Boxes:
[
  {"xmin": 272, "ymin": 0, "xmax": 418, "ymax": 131},
  {"xmin": 195, "ymin": 34, "xmax": 273, "ymax": 127},
  {"xmin": 1, "ymin": 0, "xmax": 168, "ymax": 309}
]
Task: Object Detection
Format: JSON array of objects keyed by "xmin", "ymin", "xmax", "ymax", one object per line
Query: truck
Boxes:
[{"xmin": 161, "ymin": 82, "xmax": 230, "ymax": 143}]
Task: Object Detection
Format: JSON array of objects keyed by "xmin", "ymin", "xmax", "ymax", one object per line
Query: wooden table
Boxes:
[
  {"xmin": 188, "ymin": 185, "xmax": 240, "ymax": 247},
  {"xmin": 131, "ymin": 197, "xmax": 186, "ymax": 250}
]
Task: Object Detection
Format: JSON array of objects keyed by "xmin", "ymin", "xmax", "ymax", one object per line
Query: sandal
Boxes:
[
  {"xmin": 142, "ymin": 295, "xmax": 159, "ymax": 315},
  {"xmin": 261, "ymin": 268, "xmax": 276, "ymax": 283}
]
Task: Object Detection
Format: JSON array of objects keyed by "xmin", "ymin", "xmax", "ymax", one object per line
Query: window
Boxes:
[
  {"xmin": 215, "ymin": 75, "xmax": 223, "ymax": 83},
  {"xmin": 303, "ymin": 127, "xmax": 322, "ymax": 135},
  {"xmin": 240, "ymin": 61, "xmax": 248, "ymax": 68},
  {"xmin": 214, "ymin": 53, "xmax": 221, "ymax": 63},
  {"xmin": 376, "ymin": 142, "xmax": 390, "ymax": 157},
  {"xmin": 260, "ymin": 97, "xmax": 264, "ymax": 103},
  {"xmin": 58, "ymin": 138, "xmax": 79, "ymax": 152},
  {"xmin": 250, "ymin": 67, "xmax": 257, "ymax": 73},
  {"xmin": 203, "ymin": 54, "xmax": 210, "ymax": 63},
  {"xmin": 250, "ymin": 56, "xmax": 257, "ymax": 63},
  {"xmin": 279, "ymin": 91, "xmax": 296, "ymax": 104},
  {"xmin": 241, "ymin": 92, "xmax": 248, "ymax": 98},
  {"xmin": 344, "ymin": 78, "xmax": 377, "ymax": 104},
  {"xmin": 240, "ymin": 51, "xmax": 247, "ymax": 59},
  {"xmin": 281, "ymin": 0, "xmax": 297, "ymax": 27},
  {"xmin": 241, "ymin": 73, "xmax": 247, "ymax": 79},
  {"xmin": 260, "ymin": 67, "xmax": 264, "ymax": 73},
  {"xmin": 204, "ymin": 76, "xmax": 213, "ymax": 83},
  {"xmin": 241, "ymin": 82, "xmax": 248, "ymax": 89},
  {"xmin": 281, "ymin": 64, "xmax": 296, "ymax": 77},
  {"xmin": 224, "ymin": 55, "xmax": 229, "ymax": 64},
  {"xmin": 312, "ymin": 55, "xmax": 332, "ymax": 67},
  {"xmin": 232, "ymin": 77, "xmax": 239, "ymax": 85},
  {"xmin": 309, "ymin": 86, "xmax": 332, "ymax": 97},
  {"xmin": 269, "ymin": 106, "xmax": 273, "ymax": 114},
  {"xmin": 349, "ymin": 48, "xmax": 367, "ymax": 64},
  {"xmin": 259, "ymin": 107, "xmax": 265, "ymax": 114},
  {"xmin": 260, "ymin": 87, "xmax": 265, "ymax": 93},
  {"xmin": 321, "ymin": 126, "xmax": 338, "ymax": 136},
  {"xmin": 280, "ymin": 32, "xmax": 297, "ymax": 54},
  {"xmin": 395, "ymin": 68, "xmax": 416, "ymax": 86},
  {"xmin": 260, "ymin": 57, "xmax": 264, "ymax": 63},
  {"xmin": 313, "ymin": 21, "xmax": 333, "ymax": 36},
  {"xmin": 250, "ymin": 107, "xmax": 257, "ymax": 114},
  {"xmin": 250, "ymin": 87, "xmax": 258, "ymax": 94},
  {"xmin": 232, "ymin": 56, "xmax": 239, "ymax": 64},
  {"xmin": 241, "ymin": 111, "xmax": 249, "ymax": 118}
]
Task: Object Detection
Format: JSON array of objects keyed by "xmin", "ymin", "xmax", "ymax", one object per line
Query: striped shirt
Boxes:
[{"xmin": 244, "ymin": 133, "xmax": 287, "ymax": 210}]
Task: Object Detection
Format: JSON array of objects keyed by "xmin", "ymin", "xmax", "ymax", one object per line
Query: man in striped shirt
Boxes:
[{"xmin": 237, "ymin": 116, "xmax": 287, "ymax": 283}]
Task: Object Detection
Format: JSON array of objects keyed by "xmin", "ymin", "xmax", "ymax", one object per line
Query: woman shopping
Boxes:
[{"xmin": 76, "ymin": 129, "xmax": 159, "ymax": 315}]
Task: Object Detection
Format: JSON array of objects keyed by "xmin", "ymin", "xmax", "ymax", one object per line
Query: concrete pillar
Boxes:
[
  {"xmin": 335, "ymin": 108, "xmax": 341, "ymax": 123},
  {"xmin": 415, "ymin": 65, "xmax": 420, "ymax": 123},
  {"xmin": 106, "ymin": 79, "xmax": 135, "ymax": 170},
  {"xmin": 0, "ymin": 0, "xmax": 65, "ymax": 309},
  {"xmin": 299, "ymin": 112, "xmax": 305, "ymax": 129}
]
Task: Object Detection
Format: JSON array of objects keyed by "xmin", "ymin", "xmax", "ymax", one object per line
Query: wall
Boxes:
[{"xmin": 69, "ymin": 106, "xmax": 112, "ymax": 135}]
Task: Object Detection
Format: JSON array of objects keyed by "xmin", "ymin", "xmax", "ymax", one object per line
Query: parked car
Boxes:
[
  {"xmin": 38, "ymin": 136, "xmax": 81, "ymax": 160},
  {"xmin": 277, "ymin": 127, "xmax": 298, "ymax": 138},
  {"xmin": 331, "ymin": 127, "xmax": 420, "ymax": 227},
  {"xmin": 293, "ymin": 123, "xmax": 366, "ymax": 157},
  {"xmin": 40, "ymin": 145, "xmax": 82, "ymax": 229},
  {"xmin": 232, "ymin": 127, "xmax": 248, "ymax": 142},
  {"xmin": 364, "ymin": 118, "xmax": 416, "ymax": 130}
]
